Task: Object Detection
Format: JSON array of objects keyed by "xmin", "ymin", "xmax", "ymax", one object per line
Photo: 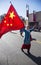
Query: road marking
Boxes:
[
  {"xmin": 10, "ymin": 31, "xmax": 17, "ymax": 34},
  {"xmin": 35, "ymin": 40, "xmax": 41, "ymax": 44}
]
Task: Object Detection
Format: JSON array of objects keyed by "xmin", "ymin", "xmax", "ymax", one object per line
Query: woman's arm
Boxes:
[{"xmin": 30, "ymin": 24, "xmax": 36, "ymax": 32}]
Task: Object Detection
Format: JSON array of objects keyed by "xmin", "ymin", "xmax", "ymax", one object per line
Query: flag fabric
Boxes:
[
  {"xmin": 0, "ymin": 23, "xmax": 1, "ymax": 30},
  {"xmin": 0, "ymin": 4, "xmax": 24, "ymax": 38}
]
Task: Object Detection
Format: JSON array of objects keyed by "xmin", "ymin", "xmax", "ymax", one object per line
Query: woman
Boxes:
[{"xmin": 21, "ymin": 25, "xmax": 36, "ymax": 54}]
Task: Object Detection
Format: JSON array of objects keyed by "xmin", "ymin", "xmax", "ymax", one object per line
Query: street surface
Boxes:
[{"xmin": 0, "ymin": 31, "xmax": 41, "ymax": 65}]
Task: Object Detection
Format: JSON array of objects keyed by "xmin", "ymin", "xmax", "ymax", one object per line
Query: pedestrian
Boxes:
[
  {"xmin": 20, "ymin": 25, "xmax": 33, "ymax": 40},
  {"xmin": 21, "ymin": 24, "xmax": 36, "ymax": 54}
]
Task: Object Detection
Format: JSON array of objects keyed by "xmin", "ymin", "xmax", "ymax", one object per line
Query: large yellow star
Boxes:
[{"xmin": 9, "ymin": 12, "xmax": 15, "ymax": 19}]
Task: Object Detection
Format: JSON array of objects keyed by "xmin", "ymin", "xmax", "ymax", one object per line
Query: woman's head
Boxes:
[{"xmin": 27, "ymin": 26, "xmax": 30, "ymax": 29}]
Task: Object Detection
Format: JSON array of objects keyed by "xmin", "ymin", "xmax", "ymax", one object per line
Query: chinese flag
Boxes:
[{"xmin": 0, "ymin": 4, "xmax": 24, "ymax": 38}]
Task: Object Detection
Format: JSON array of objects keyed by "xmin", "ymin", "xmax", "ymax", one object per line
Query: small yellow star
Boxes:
[
  {"xmin": 7, "ymin": 24, "xmax": 9, "ymax": 26},
  {"xmin": 4, "ymin": 20, "xmax": 6, "ymax": 23},
  {"xmin": 9, "ymin": 12, "xmax": 15, "ymax": 19},
  {"xmin": 10, "ymin": 24, "xmax": 13, "ymax": 26}
]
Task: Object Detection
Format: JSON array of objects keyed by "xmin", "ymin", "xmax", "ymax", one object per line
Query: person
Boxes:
[
  {"xmin": 20, "ymin": 25, "xmax": 34, "ymax": 41},
  {"xmin": 20, "ymin": 29, "xmax": 33, "ymax": 41},
  {"xmin": 21, "ymin": 24, "xmax": 36, "ymax": 54}
]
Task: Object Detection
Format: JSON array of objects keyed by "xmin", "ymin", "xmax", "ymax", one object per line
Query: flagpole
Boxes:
[
  {"xmin": 10, "ymin": 1, "xmax": 11, "ymax": 4},
  {"xmin": 10, "ymin": 0, "xmax": 14, "ymax": 5},
  {"xmin": 10, "ymin": 0, "xmax": 15, "ymax": 5},
  {"xmin": 10, "ymin": 0, "xmax": 12, "ymax": 4}
]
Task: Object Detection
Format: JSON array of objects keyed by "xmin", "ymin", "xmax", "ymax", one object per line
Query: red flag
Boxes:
[{"xmin": 0, "ymin": 4, "xmax": 24, "ymax": 38}]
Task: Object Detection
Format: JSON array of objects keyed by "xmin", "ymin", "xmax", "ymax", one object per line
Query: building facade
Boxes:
[{"xmin": 29, "ymin": 11, "xmax": 41, "ymax": 31}]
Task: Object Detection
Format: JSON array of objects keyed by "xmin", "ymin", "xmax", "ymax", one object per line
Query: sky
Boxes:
[{"xmin": 0, "ymin": 0, "xmax": 41, "ymax": 18}]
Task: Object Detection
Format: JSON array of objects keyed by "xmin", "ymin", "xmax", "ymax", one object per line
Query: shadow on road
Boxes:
[{"xmin": 22, "ymin": 51, "xmax": 41, "ymax": 65}]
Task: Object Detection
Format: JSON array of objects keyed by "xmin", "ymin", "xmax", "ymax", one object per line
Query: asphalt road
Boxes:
[{"xmin": 0, "ymin": 31, "xmax": 41, "ymax": 65}]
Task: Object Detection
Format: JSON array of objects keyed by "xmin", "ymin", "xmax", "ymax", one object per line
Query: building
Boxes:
[{"xmin": 29, "ymin": 11, "xmax": 41, "ymax": 31}]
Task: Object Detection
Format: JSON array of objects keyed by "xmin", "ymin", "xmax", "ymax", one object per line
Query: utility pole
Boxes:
[{"xmin": 26, "ymin": 4, "xmax": 29, "ymax": 26}]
